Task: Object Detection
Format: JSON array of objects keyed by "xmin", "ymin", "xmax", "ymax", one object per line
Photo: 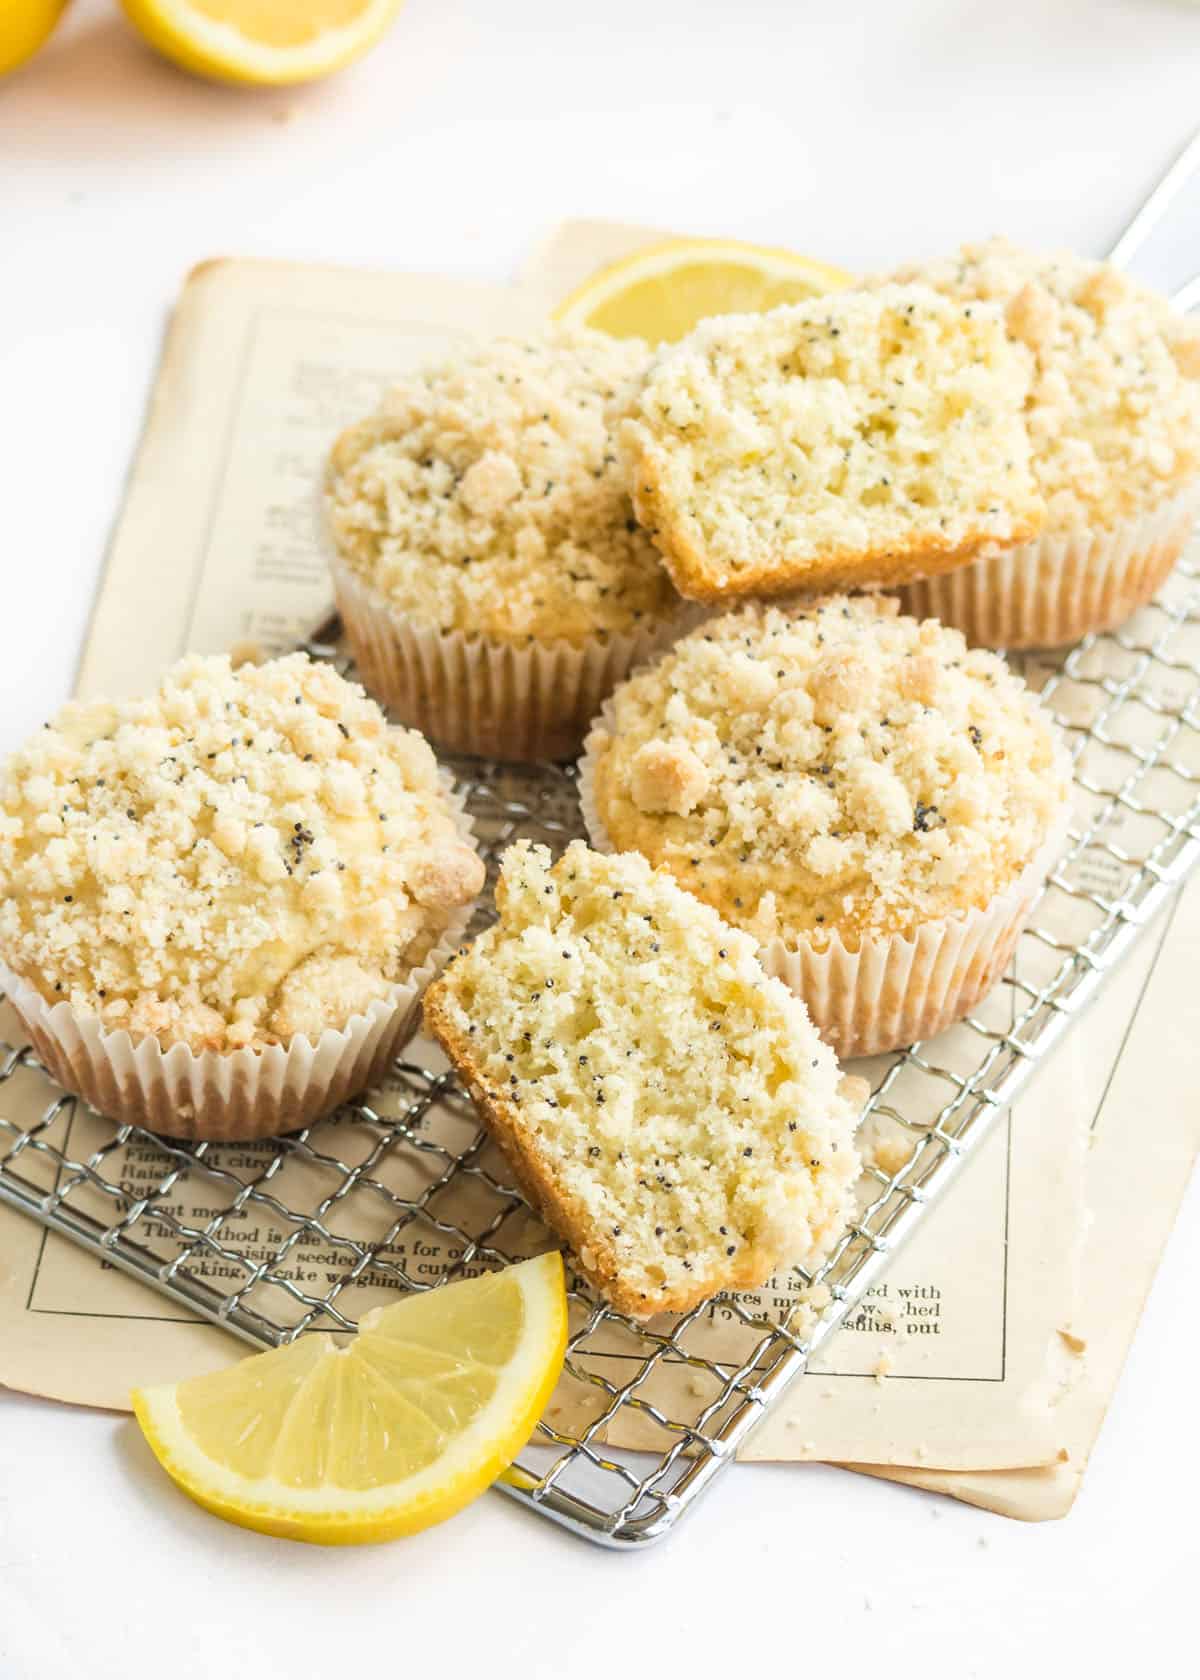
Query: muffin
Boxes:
[
  {"xmin": 0, "ymin": 652, "xmax": 483, "ymax": 1141},
  {"xmin": 580, "ymin": 596, "xmax": 1072, "ymax": 1057},
  {"xmin": 883, "ymin": 240, "xmax": 1200, "ymax": 646},
  {"xmin": 323, "ymin": 326, "xmax": 690, "ymax": 763},
  {"xmin": 424, "ymin": 840, "xmax": 862, "ymax": 1318},
  {"xmin": 619, "ymin": 283, "xmax": 1043, "ymax": 603}
]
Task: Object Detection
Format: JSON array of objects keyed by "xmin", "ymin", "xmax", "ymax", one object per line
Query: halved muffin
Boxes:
[
  {"xmin": 620, "ymin": 283, "xmax": 1042, "ymax": 603},
  {"xmin": 424, "ymin": 840, "xmax": 862, "ymax": 1319}
]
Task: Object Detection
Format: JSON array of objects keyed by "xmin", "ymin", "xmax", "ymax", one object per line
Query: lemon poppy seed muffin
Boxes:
[
  {"xmin": 884, "ymin": 240, "xmax": 1200, "ymax": 645},
  {"xmin": 885, "ymin": 240, "xmax": 1200, "ymax": 527},
  {"xmin": 425, "ymin": 841, "xmax": 861, "ymax": 1318},
  {"xmin": 327, "ymin": 327, "xmax": 676, "ymax": 644},
  {"xmin": 582, "ymin": 596, "xmax": 1071, "ymax": 1055},
  {"xmin": 0, "ymin": 653, "xmax": 483, "ymax": 1138},
  {"xmin": 324, "ymin": 327, "xmax": 687, "ymax": 761},
  {"xmin": 619, "ymin": 283, "xmax": 1043, "ymax": 603}
]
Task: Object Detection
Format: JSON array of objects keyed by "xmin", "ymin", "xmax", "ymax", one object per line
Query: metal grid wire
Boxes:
[{"xmin": 2, "ymin": 556, "xmax": 1199, "ymax": 1549}]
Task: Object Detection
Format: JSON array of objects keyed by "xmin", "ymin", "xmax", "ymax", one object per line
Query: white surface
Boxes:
[{"xmin": 2, "ymin": 1, "xmax": 1200, "ymax": 1673}]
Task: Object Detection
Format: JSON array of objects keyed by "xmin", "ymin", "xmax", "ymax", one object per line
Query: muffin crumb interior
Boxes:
[
  {"xmin": 621, "ymin": 282, "xmax": 1043, "ymax": 597},
  {"xmin": 425, "ymin": 840, "xmax": 860, "ymax": 1317}
]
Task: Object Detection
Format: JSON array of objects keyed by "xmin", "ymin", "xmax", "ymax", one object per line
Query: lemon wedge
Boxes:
[
  {"xmin": 553, "ymin": 237, "xmax": 852, "ymax": 343},
  {"xmin": 118, "ymin": 0, "xmax": 404, "ymax": 86},
  {"xmin": 132, "ymin": 1252, "xmax": 567, "ymax": 1544},
  {"xmin": 0, "ymin": 0, "xmax": 70, "ymax": 77}
]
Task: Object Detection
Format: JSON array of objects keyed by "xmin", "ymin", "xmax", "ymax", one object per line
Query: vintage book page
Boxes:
[
  {"xmin": 740, "ymin": 1052, "xmax": 1087, "ymax": 1471},
  {"xmin": 0, "ymin": 236, "xmax": 1193, "ymax": 1523},
  {"xmin": 77, "ymin": 258, "xmax": 544, "ymax": 699},
  {"xmin": 852, "ymin": 870, "xmax": 1200, "ymax": 1516}
]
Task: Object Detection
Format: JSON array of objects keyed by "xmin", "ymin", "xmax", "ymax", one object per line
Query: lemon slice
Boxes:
[
  {"xmin": 554, "ymin": 238, "xmax": 852, "ymax": 343},
  {"xmin": 118, "ymin": 0, "xmax": 405, "ymax": 86},
  {"xmin": 132, "ymin": 1252, "xmax": 567, "ymax": 1544}
]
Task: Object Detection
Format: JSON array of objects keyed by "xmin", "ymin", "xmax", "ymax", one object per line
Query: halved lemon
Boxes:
[
  {"xmin": 554, "ymin": 237, "xmax": 852, "ymax": 343},
  {"xmin": 118, "ymin": 0, "xmax": 405, "ymax": 87},
  {"xmin": 0, "ymin": 0, "xmax": 71, "ymax": 77},
  {"xmin": 132, "ymin": 1252, "xmax": 567, "ymax": 1544}
]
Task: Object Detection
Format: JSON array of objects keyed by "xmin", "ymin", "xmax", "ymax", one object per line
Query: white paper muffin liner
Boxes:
[
  {"xmin": 898, "ymin": 480, "xmax": 1200, "ymax": 650},
  {"xmin": 0, "ymin": 779, "xmax": 479, "ymax": 1143},
  {"xmin": 329, "ymin": 549, "xmax": 698, "ymax": 764},
  {"xmin": 578, "ymin": 715, "xmax": 1074, "ymax": 1060}
]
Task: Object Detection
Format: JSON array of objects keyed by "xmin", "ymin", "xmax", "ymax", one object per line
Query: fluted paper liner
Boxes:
[
  {"xmin": 899, "ymin": 480, "xmax": 1200, "ymax": 650},
  {"xmin": 329, "ymin": 549, "xmax": 697, "ymax": 763},
  {"xmin": 579, "ymin": 718, "xmax": 1073, "ymax": 1059},
  {"xmin": 0, "ymin": 780, "xmax": 479, "ymax": 1142}
]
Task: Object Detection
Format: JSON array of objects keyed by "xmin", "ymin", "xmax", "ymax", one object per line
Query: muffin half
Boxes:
[
  {"xmin": 620, "ymin": 283, "xmax": 1043, "ymax": 603},
  {"xmin": 425, "ymin": 840, "xmax": 862, "ymax": 1318},
  {"xmin": 580, "ymin": 596, "xmax": 1072, "ymax": 1057},
  {"xmin": 323, "ymin": 326, "xmax": 691, "ymax": 762},
  {"xmin": 0, "ymin": 653, "xmax": 483, "ymax": 1139}
]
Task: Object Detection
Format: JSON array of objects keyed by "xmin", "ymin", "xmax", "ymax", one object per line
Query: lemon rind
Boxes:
[{"xmin": 119, "ymin": 0, "xmax": 403, "ymax": 85}]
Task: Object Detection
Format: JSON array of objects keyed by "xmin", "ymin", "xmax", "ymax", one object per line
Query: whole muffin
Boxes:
[
  {"xmin": 0, "ymin": 652, "xmax": 483, "ymax": 1139},
  {"xmin": 884, "ymin": 240, "xmax": 1200, "ymax": 646},
  {"xmin": 323, "ymin": 326, "xmax": 688, "ymax": 762},
  {"xmin": 581, "ymin": 595, "xmax": 1072, "ymax": 1056}
]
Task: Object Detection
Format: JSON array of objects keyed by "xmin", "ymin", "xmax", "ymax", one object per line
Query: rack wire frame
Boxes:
[{"xmin": 2, "ymin": 556, "xmax": 1199, "ymax": 1549}]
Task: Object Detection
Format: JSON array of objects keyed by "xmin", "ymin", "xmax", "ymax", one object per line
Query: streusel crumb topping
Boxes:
[
  {"xmin": 588, "ymin": 596, "xmax": 1069, "ymax": 945},
  {"xmin": 325, "ymin": 327, "xmax": 679, "ymax": 644},
  {"xmin": 882, "ymin": 239, "xmax": 1200, "ymax": 526},
  {"xmin": 0, "ymin": 653, "xmax": 483, "ymax": 1051}
]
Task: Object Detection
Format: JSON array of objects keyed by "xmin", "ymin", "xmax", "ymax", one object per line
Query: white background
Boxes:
[{"xmin": 3, "ymin": 1, "xmax": 1200, "ymax": 1674}]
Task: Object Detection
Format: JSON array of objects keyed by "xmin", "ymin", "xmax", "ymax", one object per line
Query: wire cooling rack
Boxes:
[{"xmin": 2, "ymin": 555, "xmax": 1199, "ymax": 1549}]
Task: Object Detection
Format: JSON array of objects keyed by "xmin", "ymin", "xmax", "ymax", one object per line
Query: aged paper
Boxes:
[
  {"xmin": 851, "ymin": 870, "xmax": 1200, "ymax": 1516},
  {"xmin": 741, "ymin": 1055, "xmax": 1087, "ymax": 1471},
  {"xmin": 0, "ymin": 234, "xmax": 1193, "ymax": 1523},
  {"xmin": 77, "ymin": 258, "xmax": 543, "ymax": 700}
]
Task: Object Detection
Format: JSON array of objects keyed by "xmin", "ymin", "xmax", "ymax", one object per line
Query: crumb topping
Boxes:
[
  {"xmin": 0, "ymin": 654, "xmax": 483, "ymax": 1051},
  {"xmin": 428, "ymin": 840, "xmax": 860, "ymax": 1311},
  {"xmin": 882, "ymin": 239, "xmax": 1200, "ymax": 526},
  {"xmin": 325, "ymin": 327, "xmax": 680, "ymax": 643},
  {"xmin": 588, "ymin": 596, "xmax": 1070, "ymax": 944},
  {"xmin": 620, "ymin": 283, "xmax": 1042, "ymax": 592}
]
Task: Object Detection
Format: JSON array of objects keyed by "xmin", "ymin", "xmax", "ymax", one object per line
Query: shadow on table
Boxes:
[{"xmin": 5, "ymin": 13, "xmax": 346, "ymax": 165}]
